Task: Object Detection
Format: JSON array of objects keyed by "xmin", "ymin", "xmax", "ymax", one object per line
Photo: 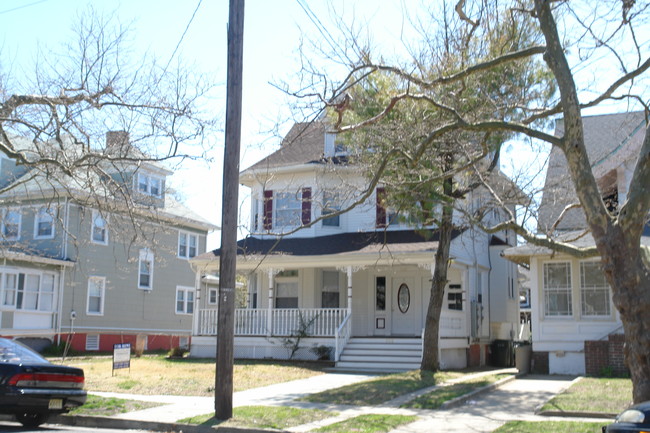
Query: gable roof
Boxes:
[
  {"xmin": 242, "ymin": 122, "xmax": 343, "ymax": 175},
  {"xmin": 538, "ymin": 111, "xmax": 647, "ymax": 232}
]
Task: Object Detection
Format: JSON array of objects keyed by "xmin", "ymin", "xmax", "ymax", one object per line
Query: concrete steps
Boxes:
[{"xmin": 335, "ymin": 337, "xmax": 422, "ymax": 373}]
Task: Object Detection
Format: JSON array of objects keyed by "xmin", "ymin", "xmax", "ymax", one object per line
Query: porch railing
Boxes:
[
  {"xmin": 198, "ymin": 308, "xmax": 348, "ymax": 337},
  {"xmin": 334, "ymin": 313, "xmax": 352, "ymax": 362}
]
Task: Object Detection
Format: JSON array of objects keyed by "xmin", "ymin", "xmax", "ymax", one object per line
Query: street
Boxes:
[{"xmin": 0, "ymin": 421, "xmax": 150, "ymax": 433}]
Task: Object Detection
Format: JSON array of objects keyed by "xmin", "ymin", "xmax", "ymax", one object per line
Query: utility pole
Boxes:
[{"xmin": 216, "ymin": 0, "xmax": 244, "ymax": 420}]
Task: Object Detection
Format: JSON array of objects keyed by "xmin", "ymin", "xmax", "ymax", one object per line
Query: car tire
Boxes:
[{"xmin": 15, "ymin": 411, "xmax": 49, "ymax": 428}]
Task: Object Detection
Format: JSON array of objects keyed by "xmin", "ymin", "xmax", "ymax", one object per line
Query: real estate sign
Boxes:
[{"xmin": 112, "ymin": 343, "xmax": 131, "ymax": 375}]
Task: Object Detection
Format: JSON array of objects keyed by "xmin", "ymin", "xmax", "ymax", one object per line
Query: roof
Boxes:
[
  {"xmin": 194, "ymin": 228, "xmax": 463, "ymax": 265},
  {"xmin": 538, "ymin": 111, "xmax": 647, "ymax": 232},
  {"xmin": 242, "ymin": 122, "xmax": 342, "ymax": 175},
  {"xmin": 0, "ymin": 247, "xmax": 75, "ymax": 267},
  {"xmin": 503, "ymin": 227, "xmax": 650, "ymax": 265}
]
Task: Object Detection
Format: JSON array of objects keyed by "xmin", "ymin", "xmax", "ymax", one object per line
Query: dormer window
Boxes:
[{"xmin": 137, "ymin": 172, "xmax": 163, "ymax": 198}]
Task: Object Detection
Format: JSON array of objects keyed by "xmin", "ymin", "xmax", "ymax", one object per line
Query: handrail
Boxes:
[{"xmin": 334, "ymin": 313, "xmax": 352, "ymax": 362}]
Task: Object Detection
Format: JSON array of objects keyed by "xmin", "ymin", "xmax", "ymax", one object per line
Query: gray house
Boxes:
[{"xmin": 0, "ymin": 132, "xmax": 216, "ymax": 352}]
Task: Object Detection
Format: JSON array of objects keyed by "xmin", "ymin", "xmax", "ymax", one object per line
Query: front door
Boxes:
[{"xmin": 391, "ymin": 277, "xmax": 419, "ymax": 335}]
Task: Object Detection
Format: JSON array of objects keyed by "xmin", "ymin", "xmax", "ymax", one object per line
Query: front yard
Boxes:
[{"xmin": 56, "ymin": 355, "xmax": 326, "ymax": 395}]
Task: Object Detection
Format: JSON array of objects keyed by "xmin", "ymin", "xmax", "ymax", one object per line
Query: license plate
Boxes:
[{"xmin": 48, "ymin": 399, "xmax": 63, "ymax": 410}]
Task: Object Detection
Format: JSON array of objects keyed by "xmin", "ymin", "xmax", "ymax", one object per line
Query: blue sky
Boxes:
[{"xmin": 0, "ymin": 0, "xmax": 412, "ymax": 248}]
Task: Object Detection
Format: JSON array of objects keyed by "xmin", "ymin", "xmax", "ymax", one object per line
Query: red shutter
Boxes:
[
  {"xmin": 263, "ymin": 190, "xmax": 273, "ymax": 230},
  {"xmin": 301, "ymin": 187, "xmax": 312, "ymax": 225},
  {"xmin": 376, "ymin": 187, "xmax": 387, "ymax": 228}
]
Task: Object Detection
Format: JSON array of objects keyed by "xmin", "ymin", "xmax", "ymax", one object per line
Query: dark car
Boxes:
[
  {"xmin": 603, "ymin": 401, "xmax": 650, "ymax": 433},
  {"xmin": 0, "ymin": 338, "xmax": 86, "ymax": 427}
]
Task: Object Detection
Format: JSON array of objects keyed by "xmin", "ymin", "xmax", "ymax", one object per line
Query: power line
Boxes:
[
  {"xmin": 162, "ymin": 0, "xmax": 203, "ymax": 75},
  {"xmin": 0, "ymin": 0, "xmax": 49, "ymax": 15}
]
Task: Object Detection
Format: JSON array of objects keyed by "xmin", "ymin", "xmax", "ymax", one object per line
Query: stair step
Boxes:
[
  {"xmin": 335, "ymin": 337, "xmax": 423, "ymax": 373},
  {"xmin": 340, "ymin": 355, "xmax": 420, "ymax": 363},
  {"xmin": 343, "ymin": 349, "xmax": 421, "ymax": 356}
]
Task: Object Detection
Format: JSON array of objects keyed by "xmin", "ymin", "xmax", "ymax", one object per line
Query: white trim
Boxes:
[
  {"xmin": 33, "ymin": 205, "xmax": 56, "ymax": 239},
  {"xmin": 178, "ymin": 231, "xmax": 198, "ymax": 259},
  {"xmin": 136, "ymin": 171, "xmax": 163, "ymax": 198},
  {"xmin": 138, "ymin": 249, "xmax": 154, "ymax": 290},
  {"xmin": 85, "ymin": 334, "xmax": 100, "ymax": 351},
  {"xmin": 1, "ymin": 207, "xmax": 22, "ymax": 241},
  {"xmin": 175, "ymin": 285, "xmax": 195, "ymax": 315},
  {"xmin": 86, "ymin": 276, "xmax": 106, "ymax": 316},
  {"xmin": 91, "ymin": 210, "xmax": 109, "ymax": 245}
]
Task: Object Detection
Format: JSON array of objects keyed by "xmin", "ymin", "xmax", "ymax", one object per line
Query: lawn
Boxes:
[
  {"xmin": 541, "ymin": 377, "xmax": 632, "ymax": 414},
  {"xmin": 312, "ymin": 414, "xmax": 418, "ymax": 433},
  {"xmin": 493, "ymin": 420, "xmax": 605, "ymax": 432},
  {"xmin": 302, "ymin": 369, "xmax": 476, "ymax": 406},
  {"xmin": 179, "ymin": 406, "xmax": 335, "ymax": 429},
  {"xmin": 55, "ymin": 355, "xmax": 325, "ymax": 396},
  {"xmin": 68, "ymin": 395, "xmax": 160, "ymax": 416},
  {"xmin": 403, "ymin": 373, "xmax": 512, "ymax": 409}
]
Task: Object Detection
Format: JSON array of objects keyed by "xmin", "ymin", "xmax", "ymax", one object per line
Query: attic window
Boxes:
[{"xmin": 137, "ymin": 173, "xmax": 163, "ymax": 198}]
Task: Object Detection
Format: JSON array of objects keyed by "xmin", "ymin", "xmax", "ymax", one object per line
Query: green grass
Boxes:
[
  {"xmin": 493, "ymin": 420, "xmax": 605, "ymax": 432},
  {"xmin": 301, "ymin": 369, "xmax": 466, "ymax": 406},
  {"xmin": 68, "ymin": 395, "xmax": 161, "ymax": 416},
  {"xmin": 403, "ymin": 373, "xmax": 511, "ymax": 409},
  {"xmin": 178, "ymin": 405, "xmax": 335, "ymax": 429},
  {"xmin": 541, "ymin": 377, "xmax": 632, "ymax": 414},
  {"xmin": 313, "ymin": 414, "xmax": 418, "ymax": 433}
]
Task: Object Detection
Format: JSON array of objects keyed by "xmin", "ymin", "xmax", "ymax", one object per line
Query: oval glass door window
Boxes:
[{"xmin": 397, "ymin": 283, "xmax": 410, "ymax": 314}]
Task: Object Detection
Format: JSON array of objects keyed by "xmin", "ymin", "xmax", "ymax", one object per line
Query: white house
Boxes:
[
  {"xmin": 190, "ymin": 122, "xmax": 520, "ymax": 371},
  {"xmin": 504, "ymin": 111, "xmax": 648, "ymax": 375}
]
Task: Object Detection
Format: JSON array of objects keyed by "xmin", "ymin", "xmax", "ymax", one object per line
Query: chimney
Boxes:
[{"xmin": 105, "ymin": 131, "xmax": 130, "ymax": 153}]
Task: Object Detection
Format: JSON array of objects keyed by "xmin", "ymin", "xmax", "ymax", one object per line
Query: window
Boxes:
[
  {"xmin": 176, "ymin": 287, "xmax": 195, "ymax": 314},
  {"xmin": 376, "ymin": 276, "xmax": 386, "ymax": 311},
  {"xmin": 543, "ymin": 262, "xmax": 572, "ymax": 316},
  {"xmin": 2, "ymin": 273, "xmax": 17, "ymax": 306},
  {"xmin": 0, "ymin": 271, "xmax": 57, "ymax": 311},
  {"xmin": 322, "ymin": 191, "xmax": 341, "ymax": 227},
  {"xmin": 178, "ymin": 231, "xmax": 198, "ymax": 259},
  {"xmin": 2, "ymin": 208, "xmax": 21, "ymax": 240},
  {"xmin": 87, "ymin": 277, "xmax": 105, "ymax": 315},
  {"xmin": 34, "ymin": 206, "xmax": 55, "ymax": 238},
  {"xmin": 138, "ymin": 249, "xmax": 154, "ymax": 290},
  {"xmin": 275, "ymin": 192, "xmax": 302, "ymax": 228},
  {"xmin": 448, "ymin": 284, "xmax": 463, "ymax": 311},
  {"xmin": 275, "ymin": 270, "xmax": 298, "ymax": 308},
  {"xmin": 91, "ymin": 210, "xmax": 108, "ymax": 244},
  {"xmin": 209, "ymin": 288, "xmax": 218, "ymax": 305},
  {"xmin": 321, "ymin": 271, "xmax": 340, "ymax": 308},
  {"xmin": 137, "ymin": 172, "xmax": 163, "ymax": 197},
  {"xmin": 580, "ymin": 261, "xmax": 611, "ymax": 316}
]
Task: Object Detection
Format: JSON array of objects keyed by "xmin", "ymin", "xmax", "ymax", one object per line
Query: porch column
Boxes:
[
  {"xmin": 267, "ymin": 268, "xmax": 275, "ymax": 337},
  {"xmin": 346, "ymin": 266, "xmax": 353, "ymax": 314},
  {"xmin": 192, "ymin": 270, "xmax": 202, "ymax": 336}
]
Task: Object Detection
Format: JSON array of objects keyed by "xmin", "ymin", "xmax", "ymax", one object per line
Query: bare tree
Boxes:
[{"xmin": 287, "ymin": 0, "xmax": 650, "ymax": 402}]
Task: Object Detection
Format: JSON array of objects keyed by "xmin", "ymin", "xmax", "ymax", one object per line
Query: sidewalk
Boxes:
[{"xmin": 53, "ymin": 371, "xmax": 611, "ymax": 433}]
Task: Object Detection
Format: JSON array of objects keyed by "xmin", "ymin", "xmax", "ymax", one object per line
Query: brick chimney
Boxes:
[{"xmin": 105, "ymin": 131, "xmax": 130, "ymax": 152}]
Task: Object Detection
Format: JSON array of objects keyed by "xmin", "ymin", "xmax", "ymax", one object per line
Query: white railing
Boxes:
[
  {"xmin": 334, "ymin": 313, "xmax": 352, "ymax": 361},
  {"xmin": 198, "ymin": 308, "xmax": 347, "ymax": 337}
]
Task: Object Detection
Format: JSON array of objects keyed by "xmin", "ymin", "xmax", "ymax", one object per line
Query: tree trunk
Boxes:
[
  {"xmin": 598, "ymin": 229, "xmax": 650, "ymax": 403},
  {"xmin": 421, "ymin": 177, "xmax": 454, "ymax": 371}
]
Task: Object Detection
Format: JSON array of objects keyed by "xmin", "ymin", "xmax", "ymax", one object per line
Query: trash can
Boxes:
[
  {"xmin": 515, "ymin": 342, "xmax": 532, "ymax": 373},
  {"xmin": 490, "ymin": 339, "xmax": 514, "ymax": 367}
]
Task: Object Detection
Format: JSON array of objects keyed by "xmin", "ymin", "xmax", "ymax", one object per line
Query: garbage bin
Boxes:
[
  {"xmin": 515, "ymin": 343, "xmax": 532, "ymax": 373},
  {"xmin": 490, "ymin": 339, "xmax": 514, "ymax": 367}
]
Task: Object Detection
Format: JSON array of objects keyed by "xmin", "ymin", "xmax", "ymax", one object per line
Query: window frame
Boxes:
[
  {"xmin": 136, "ymin": 172, "xmax": 163, "ymax": 198},
  {"xmin": 579, "ymin": 260, "xmax": 611, "ymax": 317},
  {"xmin": 138, "ymin": 249, "xmax": 154, "ymax": 290},
  {"xmin": 275, "ymin": 270, "xmax": 299, "ymax": 308},
  {"xmin": 543, "ymin": 261, "xmax": 573, "ymax": 317},
  {"xmin": 1, "ymin": 208, "xmax": 21, "ymax": 240},
  {"xmin": 86, "ymin": 276, "xmax": 106, "ymax": 316},
  {"xmin": 447, "ymin": 284, "xmax": 463, "ymax": 311},
  {"xmin": 274, "ymin": 192, "xmax": 302, "ymax": 229},
  {"xmin": 91, "ymin": 210, "xmax": 109, "ymax": 245},
  {"xmin": 175, "ymin": 286, "xmax": 195, "ymax": 315},
  {"xmin": 34, "ymin": 205, "xmax": 56, "ymax": 239},
  {"xmin": 178, "ymin": 231, "xmax": 199, "ymax": 259},
  {"xmin": 321, "ymin": 191, "xmax": 341, "ymax": 227}
]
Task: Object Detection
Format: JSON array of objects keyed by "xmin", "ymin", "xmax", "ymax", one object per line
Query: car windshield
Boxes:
[{"xmin": 0, "ymin": 338, "xmax": 48, "ymax": 364}]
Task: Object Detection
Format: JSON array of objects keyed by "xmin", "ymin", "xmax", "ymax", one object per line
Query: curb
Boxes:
[
  {"xmin": 51, "ymin": 414, "xmax": 289, "ymax": 433},
  {"xmin": 536, "ymin": 410, "xmax": 616, "ymax": 419}
]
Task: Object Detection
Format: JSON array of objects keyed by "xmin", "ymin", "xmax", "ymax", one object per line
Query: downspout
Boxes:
[{"xmin": 55, "ymin": 265, "xmax": 66, "ymax": 345}]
